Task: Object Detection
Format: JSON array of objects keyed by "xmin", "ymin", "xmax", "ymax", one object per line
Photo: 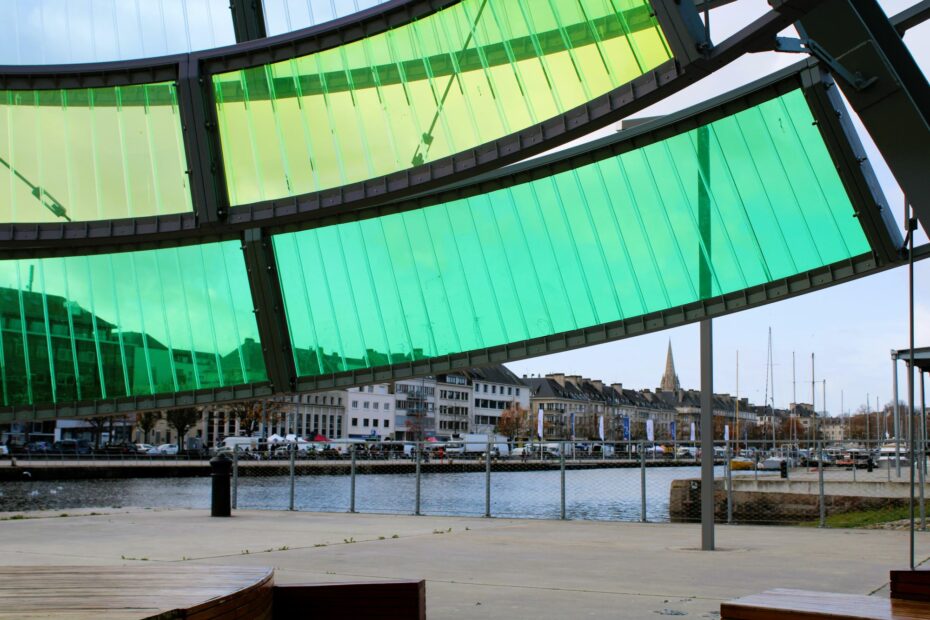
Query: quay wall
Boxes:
[{"xmin": 669, "ymin": 478, "xmax": 924, "ymax": 524}]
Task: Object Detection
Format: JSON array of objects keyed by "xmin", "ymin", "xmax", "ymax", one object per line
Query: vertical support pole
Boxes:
[
  {"xmin": 415, "ymin": 443, "xmax": 422, "ymax": 516},
  {"xmin": 640, "ymin": 440, "xmax": 647, "ymax": 523},
  {"xmin": 698, "ymin": 123, "xmax": 714, "ymax": 551},
  {"xmin": 232, "ymin": 446, "xmax": 239, "ymax": 510},
  {"xmin": 485, "ymin": 441, "xmax": 492, "ymax": 518},
  {"xmin": 908, "ymin": 200, "xmax": 917, "ymax": 570},
  {"xmin": 818, "ymin": 447, "xmax": 826, "ymax": 528},
  {"xmin": 350, "ymin": 446, "xmax": 357, "ymax": 514},
  {"xmin": 921, "ymin": 371, "xmax": 927, "ymax": 531},
  {"xmin": 894, "ymin": 355, "xmax": 901, "ymax": 477},
  {"xmin": 726, "ymin": 444, "xmax": 733, "ymax": 524},
  {"xmin": 560, "ymin": 448, "xmax": 567, "ymax": 521},
  {"xmin": 289, "ymin": 442, "xmax": 296, "ymax": 511}
]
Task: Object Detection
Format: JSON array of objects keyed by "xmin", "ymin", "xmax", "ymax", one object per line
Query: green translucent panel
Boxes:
[
  {"xmin": 214, "ymin": 0, "xmax": 671, "ymax": 206},
  {"xmin": 275, "ymin": 88, "xmax": 871, "ymax": 377},
  {"xmin": 0, "ymin": 243, "xmax": 266, "ymax": 407},
  {"xmin": 0, "ymin": 83, "xmax": 191, "ymax": 225}
]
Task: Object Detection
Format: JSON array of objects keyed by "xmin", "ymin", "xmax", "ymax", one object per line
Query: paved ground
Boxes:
[{"xmin": 1, "ymin": 508, "xmax": 929, "ymax": 618}]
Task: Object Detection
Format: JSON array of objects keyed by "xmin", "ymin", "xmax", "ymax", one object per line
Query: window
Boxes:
[
  {"xmin": 373, "ymin": 402, "xmax": 379, "ymax": 410},
  {"xmin": 373, "ymin": 419, "xmax": 379, "ymax": 427},
  {"xmin": 352, "ymin": 401, "xmax": 358, "ymax": 409},
  {"xmin": 516, "ymin": 389, "xmax": 521, "ymax": 397},
  {"xmin": 368, "ymin": 386, "xmax": 373, "ymax": 393},
  {"xmin": 364, "ymin": 402, "xmax": 370, "ymax": 409},
  {"xmin": 351, "ymin": 417, "xmax": 358, "ymax": 426},
  {"xmin": 507, "ymin": 387, "xmax": 512, "ymax": 395},
  {"xmin": 385, "ymin": 403, "xmax": 390, "ymax": 411},
  {"xmin": 363, "ymin": 419, "xmax": 369, "ymax": 427},
  {"xmin": 384, "ymin": 420, "xmax": 390, "ymax": 428},
  {"xmin": 483, "ymin": 385, "xmax": 488, "ymax": 393},
  {"xmin": 492, "ymin": 385, "xmax": 496, "ymax": 394},
  {"xmin": 338, "ymin": 397, "xmax": 342, "ymax": 405}
]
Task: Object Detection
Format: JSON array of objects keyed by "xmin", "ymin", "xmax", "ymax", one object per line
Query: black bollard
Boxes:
[
  {"xmin": 779, "ymin": 459, "xmax": 788, "ymax": 479},
  {"xmin": 210, "ymin": 453, "xmax": 232, "ymax": 517},
  {"xmin": 867, "ymin": 457, "xmax": 874, "ymax": 473}
]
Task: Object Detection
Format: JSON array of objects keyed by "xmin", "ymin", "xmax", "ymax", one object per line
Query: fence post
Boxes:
[
  {"xmin": 350, "ymin": 446, "xmax": 357, "ymax": 514},
  {"xmin": 818, "ymin": 446, "xmax": 826, "ymax": 528},
  {"xmin": 726, "ymin": 444, "xmax": 733, "ymax": 524},
  {"xmin": 289, "ymin": 442, "xmax": 296, "ymax": 511},
  {"xmin": 415, "ymin": 443, "xmax": 422, "ymax": 516},
  {"xmin": 232, "ymin": 446, "xmax": 239, "ymax": 510},
  {"xmin": 560, "ymin": 446, "xmax": 566, "ymax": 520},
  {"xmin": 485, "ymin": 441, "xmax": 491, "ymax": 518},
  {"xmin": 640, "ymin": 441, "xmax": 647, "ymax": 523}
]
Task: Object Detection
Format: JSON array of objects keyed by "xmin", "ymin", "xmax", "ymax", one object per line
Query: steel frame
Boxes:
[{"xmin": 0, "ymin": 65, "xmax": 916, "ymax": 421}]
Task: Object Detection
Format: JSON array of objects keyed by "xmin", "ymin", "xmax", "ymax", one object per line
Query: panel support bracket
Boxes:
[{"xmin": 774, "ymin": 37, "xmax": 877, "ymax": 90}]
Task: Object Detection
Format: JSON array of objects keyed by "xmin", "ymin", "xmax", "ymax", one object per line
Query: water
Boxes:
[{"xmin": 0, "ymin": 466, "xmax": 733, "ymax": 522}]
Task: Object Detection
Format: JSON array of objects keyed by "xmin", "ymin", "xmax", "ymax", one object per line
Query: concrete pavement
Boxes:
[{"xmin": 1, "ymin": 508, "xmax": 928, "ymax": 618}]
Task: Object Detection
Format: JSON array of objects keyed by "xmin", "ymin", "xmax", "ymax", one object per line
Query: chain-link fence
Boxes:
[{"xmin": 3, "ymin": 437, "xmax": 928, "ymax": 531}]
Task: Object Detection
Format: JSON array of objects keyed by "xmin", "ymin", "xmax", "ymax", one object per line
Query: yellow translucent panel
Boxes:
[
  {"xmin": 215, "ymin": 0, "xmax": 671, "ymax": 205},
  {"xmin": 0, "ymin": 84, "xmax": 192, "ymax": 224}
]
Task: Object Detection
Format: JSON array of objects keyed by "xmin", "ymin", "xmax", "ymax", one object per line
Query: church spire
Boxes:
[{"xmin": 660, "ymin": 340, "xmax": 680, "ymax": 392}]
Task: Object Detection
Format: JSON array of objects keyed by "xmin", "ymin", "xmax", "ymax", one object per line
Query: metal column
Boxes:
[{"xmin": 895, "ymin": 354, "xmax": 901, "ymax": 477}]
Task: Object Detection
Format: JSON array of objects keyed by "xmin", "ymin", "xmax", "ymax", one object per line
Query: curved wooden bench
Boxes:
[
  {"xmin": 0, "ymin": 565, "xmax": 273, "ymax": 619},
  {"xmin": 721, "ymin": 587, "xmax": 930, "ymax": 620}
]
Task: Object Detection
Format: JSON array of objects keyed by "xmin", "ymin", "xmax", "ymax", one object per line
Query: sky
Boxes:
[{"xmin": 507, "ymin": 0, "xmax": 930, "ymax": 417}]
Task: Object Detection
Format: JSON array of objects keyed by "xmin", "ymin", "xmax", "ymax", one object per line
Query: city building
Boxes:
[{"xmin": 346, "ymin": 384, "xmax": 394, "ymax": 440}]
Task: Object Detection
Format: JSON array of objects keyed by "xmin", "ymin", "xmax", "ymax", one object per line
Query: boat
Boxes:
[
  {"xmin": 729, "ymin": 456, "xmax": 755, "ymax": 471},
  {"xmin": 877, "ymin": 441, "xmax": 907, "ymax": 468}
]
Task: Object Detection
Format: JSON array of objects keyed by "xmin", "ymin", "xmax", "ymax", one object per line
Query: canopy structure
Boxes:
[{"xmin": 0, "ymin": 0, "xmax": 929, "ymax": 422}]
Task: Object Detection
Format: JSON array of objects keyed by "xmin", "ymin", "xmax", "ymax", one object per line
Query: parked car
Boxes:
[
  {"xmin": 150, "ymin": 444, "xmax": 179, "ymax": 456},
  {"xmin": 136, "ymin": 443, "xmax": 155, "ymax": 453},
  {"xmin": 53, "ymin": 439, "xmax": 92, "ymax": 455},
  {"xmin": 24, "ymin": 441, "xmax": 53, "ymax": 454}
]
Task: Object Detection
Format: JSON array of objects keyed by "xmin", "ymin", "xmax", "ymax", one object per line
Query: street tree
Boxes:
[{"xmin": 165, "ymin": 407, "xmax": 201, "ymax": 452}]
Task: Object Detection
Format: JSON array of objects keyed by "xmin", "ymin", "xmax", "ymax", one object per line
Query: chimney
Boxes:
[
  {"xmin": 611, "ymin": 383, "xmax": 623, "ymax": 392},
  {"xmin": 590, "ymin": 379, "xmax": 605, "ymax": 390},
  {"xmin": 565, "ymin": 375, "xmax": 583, "ymax": 386},
  {"xmin": 546, "ymin": 373, "xmax": 566, "ymax": 387}
]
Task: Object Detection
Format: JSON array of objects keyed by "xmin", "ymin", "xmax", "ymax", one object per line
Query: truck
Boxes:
[
  {"xmin": 215, "ymin": 436, "xmax": 259, "ymax": 454},
  {"xmin": 445, "ymin": 433, "xmax": 511, "ymax": 458}
]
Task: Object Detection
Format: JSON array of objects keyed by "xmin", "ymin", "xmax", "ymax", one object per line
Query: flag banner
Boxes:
[
  {"xmin": 537, "ymin": 406, "xmax": 544, "ymax": 439},
  {"xmin": 670, "ymin": 421, "xmax": 676, "ymax": 441},
  {"xmin": 646, "ymin": 419, "xmax": 654, "ymax": 442},
  {"xmin": 623, "ymin": 417, "xmax": 631, "ymax": 440},
  {"xmin": 724, "ymin": 424, "xmax": 730, "ymax": 441},
  {"xmin": 690, "ymin": 422, "xmax": 696, "ymax": 442},
  {"xmin": 598, "ymin": 416, "xmax": 605, "ymax": 441}
]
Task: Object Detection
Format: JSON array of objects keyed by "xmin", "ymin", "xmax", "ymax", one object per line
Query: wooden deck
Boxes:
[
  {"xmin": 0, "ymin": 565, "xmax": 273, "ymax": 619},
  {"xmin": 721, "ymin": 588, "xmax": 930, "ymax": 620}
]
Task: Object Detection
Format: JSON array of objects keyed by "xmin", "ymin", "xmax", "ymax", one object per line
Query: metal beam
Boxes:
[
  {"xmin": 241, "ymin": 228, "xmax": 297, "ymax": 394},
  {"xmin": 700, "ymin": 319, "xmax": 715, "ymax": 550},
  {"xmin": 800, "ymin": 0, "xmax": 930, "ymax": 236},
  {"xmin": 230, "ymin": 0, "xmax": 267, "ymax": 43},
  {"xmin": 893, "ymin": 0, "xmax": 930, "ymax": 33}
]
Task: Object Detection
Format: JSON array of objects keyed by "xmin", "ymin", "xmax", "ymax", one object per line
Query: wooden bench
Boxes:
[
  {"xmin": 720, "ymin": 588, "xmax": 930, "ymax": 619},
  {"xmin": 273, "ymin": 580, "xmax": 426, "ymax": 620},
  {"xmin": 891, "ymin": 570, "xmax": 930, "ymax": 602},
  {"xmin": 0, "ymin": 566, "xmax": 425, "ymax": 619}
]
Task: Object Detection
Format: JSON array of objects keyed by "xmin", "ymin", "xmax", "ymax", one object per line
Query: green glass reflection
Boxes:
[
  {"xmin": 0, "ymin": 83, "xmax": 191, "ymax": 225},
  {"xmin": 214, "ymin": 0, "xmax": 671, "ymax": 206},
  {"xmin": 0, "ymin": 242, "xmax": 266, "ymax": 407},
  {"xmin": 275, "ymin": 88, "xmax": 871, "ymax": 378}
]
